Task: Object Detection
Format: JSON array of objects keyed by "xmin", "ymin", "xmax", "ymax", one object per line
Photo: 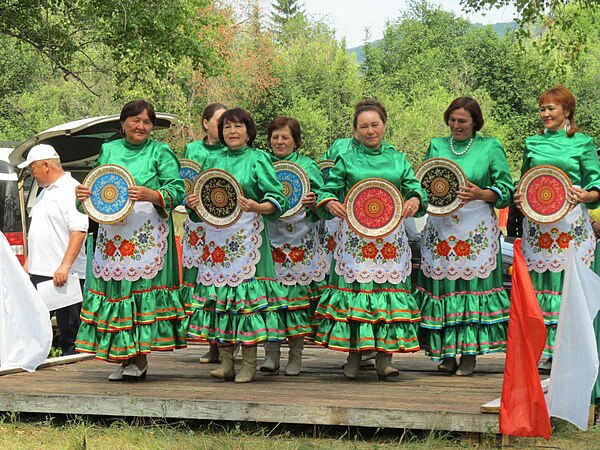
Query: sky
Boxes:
[{"xmin": 287, "ymin": 0, "xmax": 518, "ymax": 48}]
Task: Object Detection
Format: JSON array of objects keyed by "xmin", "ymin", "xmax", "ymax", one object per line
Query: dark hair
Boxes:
[
  {"xmin": 354, "ymin": 99, "xmax": 387, "ymax": 120},
  {"xmin": 201, "ymin": 103, "xmax": 227, "ymax": 132},
  {"xmin": 353, "ymin": 101, "xmax": 387, "ymax": 129},
  {"xmin": 217, "ymin": 108, "xmax": 257, "ymax": 147},
  {"xmin": 120, "ymin": 100, "xmax": 157, "ymax": 124},
  {"xmin": 267, "ymin": 116, "xmax": 302, "ymax": 150},
  {"xmin": 539, "ymin": 85, "xmax": 578, "ymax": 137},
  {"xmin": 443, "ymin": 97, "xmax": 484, "ymax": 132}
]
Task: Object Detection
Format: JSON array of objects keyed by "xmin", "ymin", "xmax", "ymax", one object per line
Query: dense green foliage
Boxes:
[{"xmin": 0, "ymin": 0, "xmax": 598, "ymax": 175}]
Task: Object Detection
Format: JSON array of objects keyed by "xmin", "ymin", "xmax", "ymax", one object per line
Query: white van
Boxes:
[{"xmin": 10, "ymin": 113, "xmax": 178, "ymax": 260}]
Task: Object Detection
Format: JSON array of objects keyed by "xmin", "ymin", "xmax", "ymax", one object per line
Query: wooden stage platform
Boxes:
[{"xmin": 0, "ymin": 345, "xmax": 505, "ymax": 434}]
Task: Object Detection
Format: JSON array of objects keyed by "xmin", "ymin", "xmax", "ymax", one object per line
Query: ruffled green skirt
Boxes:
[
  {"xmin": 186, "ymin": 228, "xmax": 311, "ymax": 345},
  {"xmin": 415, "ymin": 252, "xmax": 509, "ymax": 361},
  {"xmin": 314, "ymin": 263, "xmax": 420, "ymax": 353},
  {"xmin": 76, "ymin": 229, "xmax": 187, "ymax": 362}
]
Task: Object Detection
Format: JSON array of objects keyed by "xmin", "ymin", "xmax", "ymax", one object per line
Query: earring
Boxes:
[{"xmin": 565, "ymin": 120, "xmax": 572, "ymax": 133}]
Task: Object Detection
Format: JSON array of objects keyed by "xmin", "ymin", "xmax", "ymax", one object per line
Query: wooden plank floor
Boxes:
[{"xmin": 0, "ymin": 344, "xmax": 504, "ymax": 433}]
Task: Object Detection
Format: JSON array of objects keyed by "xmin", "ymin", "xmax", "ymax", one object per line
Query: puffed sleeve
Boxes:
[
  {"xmin": 396, "ymin": 153, "xmax": 428, "ymax": 217},
  {"xmin": 485, "ymin": 139, "xmax": 514, "ymax": 209},
  {"xmin": 315, "ymin": 154, "xmax": 348, "ymax": 219},
  {"xmin": 255, "ymin": 151, "xmax": 289, "ymax": 221},
  {"xmin": 579, "ymin": 135, "xmax": 600, "ymax": 209},
  {"xmin": 155, "ymin": 143, "xmax": 185, "ymax": 218},
  {"xmin": 301, "ymin": 156, "xmax": 326, "ymax": 221}
]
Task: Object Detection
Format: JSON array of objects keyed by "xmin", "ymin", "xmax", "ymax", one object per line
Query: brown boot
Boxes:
[
  {"xmin": 375, "ymin": 352, "xmax": 399, "ymax": 381},
  {"xmin": 235, "ymin": 345, "xmax": 257, "ymax": 383},
  {"xmin": 199, "ymin": 343, "xmax": 220, "ymax": 364},
  {"xmin": 285, "ymin": 337, "xmax": 304, "ymax": 376},
  {"xmin": 260, "ymin": 341, "xmax": 281, "ymax": 374},
  {"xmin": 343, "ymin": 352, "xmax": 362, "ymax": 379},
  {"xmin": 210, "ymin": 345, "xmax": 235, "ymax": 381},
  {"xmin": 437, "ymin": 357, "xmax": 457, "ymax": 374},
  {"xmin": 455, "ymin": 355, "xmax": 476, "ymax": 376}
]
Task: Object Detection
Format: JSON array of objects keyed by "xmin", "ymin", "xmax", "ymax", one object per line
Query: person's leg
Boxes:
[{"xmin": 54, "ymin": 302, "xmax": 82, "ymax": 355}]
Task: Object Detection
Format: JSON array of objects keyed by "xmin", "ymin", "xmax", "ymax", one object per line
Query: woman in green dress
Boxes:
[
  {"xmin": 515, "ymin": 86, "xmax": 600, "ymax": 371},
  {"xmin": 259, "ymin": 116, "xmax": 327, "ymax": 376},
  {"xmin": 186, "ymin": 108, "xmax": 289, "ymax": 383},
  {"xmin": 180, "ymin": 103, "xmax": 227, "ymax": 364},
  {"xmin": 315, "ymin": 102, "xmax": 427, "ymax": 380},
  {"xmin": 75, "ymin": 100, "xmax": 187, "ymax": 381},
  {"xmin": 415, "ymin": 97, "xmax": 514, "ymax": 376}
]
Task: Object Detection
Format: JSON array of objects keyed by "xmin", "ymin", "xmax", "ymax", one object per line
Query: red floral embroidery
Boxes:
[
  {"xmin": 538, "ymin": 233, "xmax": 553, "ymax": 250},
  {"xmin": 436, "ymin": 240, "xmax": 451, "ymax": 257},
  {"xmin": 556, "ymin": 232, "xmax": 572, "ymax": 249},
  {"xmin": 212, "ymin": 246, "xmax": 226, "ymax": 263},
  {"xmin": 289, "ymin": 246, "xmax": 305, "ymax": 263},
  {"xmin": 119, "ymin": 240, "xmax": 135, "ymax": 257},
  {"xmin": 272, "ymin": 247, "xmax": 286, "ymax": 263},
  {"xmin": 381, "ymin": 242, "xmax": 397, "ymax": 259},
  {"xmin": 105, "ymin": 240, "xmax": 117, "ymax": 257},
  {"xmin": 327, "ymin": 236, "xmax": 335, "ymax": 252},
  {"xmin": 189, "ymin": 231, "xmax": 200, "ymax": 247},
  {"xmin": 454, "ymin": 240, "xmax": 471, "ymax": 257},
  {"xmin": 202, "ymin": 246, "xmax": 211, "ymax": 262},
  {"xmin": 361, "ymin": 242, "xmax": 378, "ymax": 259}
]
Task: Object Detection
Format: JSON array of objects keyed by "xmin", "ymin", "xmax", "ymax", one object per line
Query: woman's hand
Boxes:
[
  {"xmin": 592, "ymin": 220, "xmax": 600, "ymax": 239},
  {"xmin": 458, "ymin": 182, "xmax": 498, "ymax": 204},
  {"xmin": 402, "ymin": 197, "xmax": 420, "ymax": 219},
  {"xmin": 326, "ymin": 200, "xmax": 346, "ymax": 219},
  {"xmin": 186, "ymin": 193, "xmax": 200, "ymax": 210},
  {"xmin": 237, "ymin": 196, "xmax": 276, "ymax": 215},
  {"xmin": 129, "ymin": 185, "xmax": 159, "ymax": 203},
  {"xmin": 514, "ymin": 192, "xmax": 523, "ymax": 210},
  {"xmin": 301, "ymin": 191, "xmax": 317, "ymax": 212},
  {"xmin": 568, "ymin": 186, "xmax": 600, "ymax": 205},
  {"xmin": 75, "ymin": 185, "xmax": 91, "ymax": 201}
]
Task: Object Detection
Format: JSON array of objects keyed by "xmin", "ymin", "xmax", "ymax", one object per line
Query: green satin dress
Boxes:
[
  {"xmin": 179, "ymin": 139, "xmax": 226, "ymax": 319},
  {"xmin": 315, "ymin": 143, "xmax": 428, "ymax": 353},
  {"xmin": 414, "ymin": 134, "xmax": 514, "ymax": 360},
  {"xmin": 186, "ymin": 146, "xmax": 293, "ymax": 345},
  {"xmin": 76, "ymin": 138, "xmax": 187, "ymax": 362},
  {"xmin": 521, "ymin": 129, "xmax": 600, "ymax": 357}
]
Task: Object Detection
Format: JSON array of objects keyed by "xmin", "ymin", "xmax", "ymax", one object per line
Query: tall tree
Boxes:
[{"xmin": 271, "ymin": 0, "xmax": 304, "ymax": 33}]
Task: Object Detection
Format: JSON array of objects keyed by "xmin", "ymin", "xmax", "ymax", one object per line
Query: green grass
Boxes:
[{"xmin": 1, "ymin": 414, "xmax": 600, "ymax": 449}]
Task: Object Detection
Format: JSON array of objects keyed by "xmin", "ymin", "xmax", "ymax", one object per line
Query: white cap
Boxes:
[{"xmin": 18, "ymin": 144, "xmax": 60, "ymax": 169}]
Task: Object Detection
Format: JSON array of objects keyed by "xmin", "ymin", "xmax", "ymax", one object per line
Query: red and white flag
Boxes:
[{"xmin": 500, "ymin": 238, "xmax": 551, "ymax": 439}]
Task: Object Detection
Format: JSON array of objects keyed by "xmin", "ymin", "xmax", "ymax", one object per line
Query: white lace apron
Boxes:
[
  {"xmin": 182, "ymin": 218, "xmax": 205, "ymax": 269},
  {"xmin": 420, "ymin": 200, "xmax": 499, "ymax": 280},
  {"xmin": 334, "ymin": 219, "xmax": 411, "ymax": 284},
  {"xmin": 267, "ymin": 211, "xmax": 328, "ymax": 286},
  {"xmin": 319, "ymin": 217, "xmax": 341, "ymax": 267},
  {"xmin": 196, "ymin": 212, "xmax": 264, "ymax": 287},
  {"xmin": 522, "ymin": 204, "xmax": 596, "ymax": 273},
  {"xmin": 93, "ymin": 201, "xmax": 169, "ymax": 281}
]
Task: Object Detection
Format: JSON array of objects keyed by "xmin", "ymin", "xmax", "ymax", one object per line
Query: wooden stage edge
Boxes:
[{"xmin": 0, "ymin": 345, "xmax": 504, "ymax": 434}]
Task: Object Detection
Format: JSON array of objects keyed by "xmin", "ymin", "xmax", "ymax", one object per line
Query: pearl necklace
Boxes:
[{"xmin": 450, "ymin": 135, "xmax": 474, "ymax": 156}]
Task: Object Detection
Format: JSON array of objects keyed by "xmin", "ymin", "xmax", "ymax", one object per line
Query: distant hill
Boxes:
[{"xmin": 348, "ymin": 21, "xmax": 517, "ymax": 64}]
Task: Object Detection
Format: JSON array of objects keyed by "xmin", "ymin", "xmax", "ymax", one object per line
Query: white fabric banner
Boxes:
[
  {"xmin": 546, "ymin": 244, "xmax": 600, "ymax": 430},
  {"xmin": 0, "ymin": 231, "xmax": 52, "ymax": 372}
]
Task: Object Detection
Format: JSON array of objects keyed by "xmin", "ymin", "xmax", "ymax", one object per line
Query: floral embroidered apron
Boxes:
[
  {"xmin": 93, "ymin": 201, "xmax": 169, "ymax": 281},
  {"xmin": 420, "ymin": 200, "xmax": 499, "ymax": 280},
  {"xmin": 267, "ymin": 211, "xmax": 328, "ymax": 286},
  {"xmin": 522, "ymin": 204, "xmax": 596, "ymax": 273},
  {"xmin": 334, "ymin": 219, "xmax": 411, "ymax": 284},
  {"xmin": 182, "ymin": 218, "xmax": 205, "ymax": 269},
  {"xmin": 196, "ymin": 212, "xmax": 264, "ymax": 287}
]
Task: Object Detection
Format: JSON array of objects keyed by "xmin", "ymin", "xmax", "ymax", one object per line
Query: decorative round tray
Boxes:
[
  {"xmin": 179, "ymin": 159, "xmax": 202, "ymax": 206},
  {"xmin": 274, "ymin": 160, "xmax": 310, "ymax": 219},
  {"xmin": 193, "ymin": 168, "xmax": 243, "ymax": 228},
  {"xmin": 415, "ymin": 157, "xmax": 467, "ymax": 216},
  {"xmin": 518, "ymin": 165, "xmax": 572, "ymax": 224},
  {"xmin": 345, "ymin": 178, "xmax": 404, "ymax": 238},
  {"xmin": 318, "ymin": 159, "xmax": 335, "ymax": 183},
  {"xmin": 81, "ymin": 164, "xmax": 135, "ymax": 224}
]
